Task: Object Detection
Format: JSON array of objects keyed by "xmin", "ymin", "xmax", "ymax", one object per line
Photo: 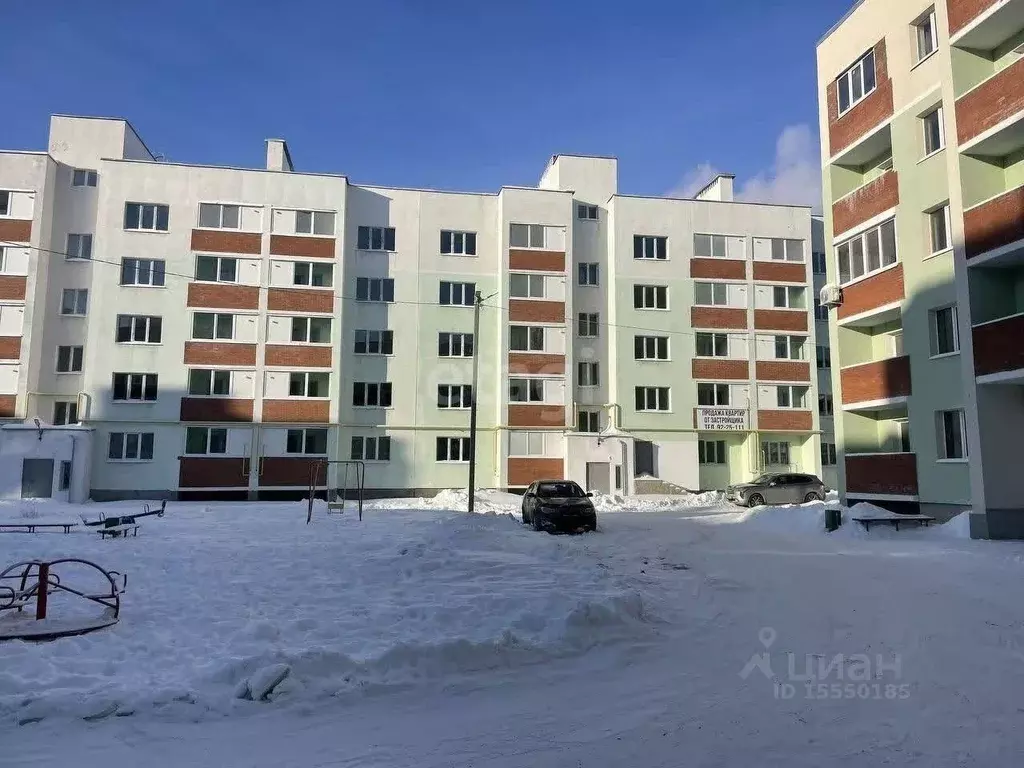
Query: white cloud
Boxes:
[{"xmin": 669, "ymin": 124, "xmax": 823, "ymax": 214}]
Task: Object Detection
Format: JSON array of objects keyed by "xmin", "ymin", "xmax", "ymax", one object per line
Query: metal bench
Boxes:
[
  {"xmin": 852, "ymin": 516, "xmax": 936, "ymax": 531},
  {"xmin": 0, "ymin": 522, "xmax": 78, "ymax": 534}
]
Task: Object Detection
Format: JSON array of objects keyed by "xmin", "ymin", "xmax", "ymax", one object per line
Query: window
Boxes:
[
  {"xmin": 772, "ymin": 285, "xmax": 806, "ymax": 309},
  {"xmin": 439, "ymin": 281, "xmax": 476, "ymax": 306},
  {"xmin": 297, "ymin": 210, "xmax": 335, "ymax": 236},
  {"xmin": 291, "ymin": 316, "xmax": 332, "ymax": 343},
  {"xmin": 890, "ymin": 331, "xmax": 905, "ymax": 357},
  {"xmin": 198, "ymin": 203, "xmax": 240, "ymax": 229},
  {"xmin": 694, "ymin": 234, "xmax": 727, "ymax": 259},
  {"xmin": 356, "ymin": 225, "xmax": 395, "ymax": 250},
  {"xmin": 633, "ymin": 235, "xmax": 668, "ymax": 260},
  {"xmin": 437, "ymin": 384, "xmax": 473, "ymax": 409},
  {"xmin": 440, "ymin": 230, "xmax": 476, "ymax": 256},
  {"xmin": 774, "ymin": 335, "xmax": 806, "ymax": 360},
  {"xmin": 761, "ymin": 440, "xmax": 791, "ymax": 466},
  {"xmin": 694, "ymin": 282, "xmax": 727, "ymax": 306},
  {"xmin": 509, "ymin": 432, "xmax": 549, "ymax": 456},
  {"xmin": 509, "ymin": 273, "xmax": 546, "ymax": 298},
  {"xmin": 124, "ymin": 202, "xmax": 169, "ymax": 232},
  {"xmin": 436, "ymin": 436, "xmax": 471, "ymax": 462},
  {"xmin": 285, "ymin": 372, "xmax": 329, "ymax": 398},
  {"xmin": 577, "ymin": 410, "xmax": 600, "ymax": 432},
  {"xmin": 821, "ymin": 443, "xmax": 837, "ymax": 466},
  {"xmin": 60, "ymin": 288, "xmax": 88, "ymax": 316},
  {"xmin": 577, "ymin": 204, "xmax": 598, "ymax": 220},
  {"xmin": 818, "ymin": 394, "xmax": 834, "ymax": 417},
  {"xmin": 922, "ymin": 107, "xmax": 944, "ymax": 156},
  {"xmin": 72, "ymin": 169, "xmax": 97, "ymax": 187},
  {"xmin": 509, "ymin": 378, "xmax": 544, "ymax": 402},
  {"xmin": 697, "ymin": 383, "xmax": 730, "ymax": 406},
  {"xmin": 59, "ymin": 460, "xmax": 72, "ymax": 491},
  {"xmin": 351, "ymin": 435, "xmax": 391, "ymax": 461},
  {"xmin": 108, "ymin": 432, "xmax": 154, "ymax": 461},
  {"xmin": 814, "ymin": 299, "xmax": 828, "ymax": 322},
  {"xmin": 915, "ymin": 9, "xmax": 937, "ymax": 62},
  {"xmin": 635, "ymin": 386, "xmax": 670, "ymax": 412},
  {"xmin": 352, "ymin": 381, "xmax": 392, "ymax": 407},
  {"xmin": 634, "ymin": 335, "xmax": 669, "ymax": 361},
  {"xmin": 112, "ymin": 373, "xmax": 158, "ymax": 401},
  {"xmin": 578, "ymin": 361, "xmax": 600, "ymax": 386},
  {"xmin": 837, "ymin": 49, "xmax": 876, "ymax": 115},
  {"xmin": 195, "ymin": 255, "xmax": 237, "ymax": 283},
  {"xmin": 66, "ymin": 234, "xmax": 92, "ymax": 260},
  {"xmin": 929, "ymin": 305, "xmax": 959, "ymax": 356},
  {"xmin": 776, "ymin": 385, "xmax": 808, "ymax": 409},
  {"xmin": 53, "ymin": 401, "xmax": 79, "ymax": 425},
  {"xmin": 936, "ymin": 409, "xmax": 967, "ymax": 460},
  {"xmin": 355, "ymin": 277, "xmax": 395, "ymax": 302},
  {"xmin": 120, "ymin": 258, "xmax": 166, "ymax": 286},
  {"xmin": 698, "ymin": 440, "xmax": 727, "ymax": 465},
  {"xmin": 836, "ymin": 219, "xmax": 897, "ymax": 284},
  {"xmin": 438, "ymin": 332, "xmax": 473, "ymax": 357},
  {"xmin": 509, "ymin": 223, "xmax": 546, "ymax": 248},
  {"xmin": 286, "ymin": 428, "xmax": 328, "ymax": 455},
  {"xmin": 355, "ymin": 329, "xmax": 394, "ymax": 355},
  {"xmin": 812, "ymin": 252, "xmax": 827, "ymax": 275},
  {"xmin": 188, "ymin": 369, "xmax": 231, "ymax": 396},
  {"xmin": 185, "ymin": 427, "xmax": 228, "ymax": 455},
  {"xmin": 634, "ymin": 284, "xmax": 668, "ymax": 309},
  {"xmin": 192, "ymin": 312, "xmax": 234, "ymax": 340},
  {"xmin": 55, "ymin": 345, "xmax": 83, "ymax": 373},
  {"xmin": 293, "ymin": 261, "xmax": 333, "ymax": 287},
  {"xmin": 928, "ymin": 204, "xmax": 950, "ymax": 254},
  {"xmin": 770, "ymin": 239, "xmax": 804, "ymax": 262},
  {"xmin": 695, "ymin": 332, "xmax": 728, "ymax": 357},
  {"xmin": 816, "ymin": 345, "xmax": 831, "ymax": 369},
  {"xmin": 578, "ymin": 313, "xmax": 600, "ymax": 338},
  {"xmin": 0, "ymin": 191, "xmax": 7, "ymax": 216},
  {"xmin": 578, "ymin": 263, "xmax": 599, "ymax": 286},
  {"xmin": 510, "ymin": 326, "xmax": 545, "ymax": 352},
  {"xmin": 116, "ymin": 314, "xmax": 162, "ymax": 344}
]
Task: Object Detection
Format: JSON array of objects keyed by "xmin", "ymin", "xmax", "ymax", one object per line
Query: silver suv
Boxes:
[{"xmin": 726, "ymin": 473, "xmax": 826, "ymax": 507}]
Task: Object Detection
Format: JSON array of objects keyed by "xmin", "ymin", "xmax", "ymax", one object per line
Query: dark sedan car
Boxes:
[{"xmin": 521, "ymin": 480, "xmax": 597, "ymax": 533}]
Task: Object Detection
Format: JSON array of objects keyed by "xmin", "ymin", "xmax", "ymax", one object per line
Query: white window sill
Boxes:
[
  {"xmin": 60, "ymin": 314, "xmax": 87, "ymax": 318},
  {"xmin": 911, "ymin": 49, "xmax": 938, "ymax": 71},
  {"xmin": 295, "ymin": 232, "xmax": 337, "ymax": 239},
  {"xmin": 923, "ymin": 247, "xmax": 953, "ymax": 261},
  {"xmin": 192, "ymin": 280, "xmax": 241, "ymax": 286},
  {"xmin": 351, "ymin": 459, "xmax": 391, "ymax": 464},
  {"xmin": 635, "ymin": 306, "xmax": 671, "ymax": 311},
  {"xmin": 116, "ymin": 341, "xmax": 161, "ymax": 346},
  {"xmin": 356, "ymin": 352, "xmax": 395, "ymax": 357},
  {"xmin": 194, "ymin": 226, "xmax": 255, "ymax": 234},
  {"xmin": 438, "ymin": 355, "xmax": 473, "ymax": 360},
  {"xmin": 437, "ymin": 460, "xmax": 470, "ymax": 464},
  {"xmin": 438, "ymin": 407, "xmax": 471, "ymax": 411},
  {"xmin": 929, "ymin": 350, "xmax": 960, "ymax": 360},
  {"xmin": 288, "ymin": 341, "xmax": 333, "ymax": 347},
  {"xmin": 637, "ymin": 410, "xmax": 673, "ymax": 414},
  {"xmin": 351, "ymin": 404, "xmax": 391, "ymax": 408},
  {"xmin": 936, "ymin": 458, "xmax": 968, "ymax": 464},
  {"xmin": 107, "ymin": 459, "xmax": 153, "ymax": 464},
  {"xmin": 509, "ymin": 296, "xmax": 552, "ymax": 302},
  {"xmin": 918, "ymin": 147, "xmax": 945, "ymax": 164},
  {"xmin": 124, "ymin": 229, "xmax": 169, "ymax": 234},
  {"xmin": 635, "ymin": 358, "xmax": 671, "ymax": 363},
  {"xmin": 577, "ymin": 284, "xmax": 600, "ymax": 288},
  {"xmin": 121, "ymin": 284, "xmax": 167, "ymax": 289},
  {"xmin": 285, "ymin": 284, "xmax": 335, "ymax": 291},
  {"xmin": 578, "ymin": 335, "xmax": 600, "ymax": 340},
  {"xmin": 65, "ymin": 258, "xmax": 92, "ymax": 263},
  {"xmin": 111, "ymin": 400, "xmax": 158, "ymax": 404},
  {"xmin": 633, "ymin": 257, "xmax": 670, "ymax": 262},
  {"xmin": 190, "ymin": 339, "xmax": 249, "ymax": 344},
  {"xmin": 54, "ymin": 371, "xmax": 84, "ymax": 376}
]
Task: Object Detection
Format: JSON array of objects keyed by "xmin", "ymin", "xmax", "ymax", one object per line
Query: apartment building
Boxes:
[
  {"xmin": 818, "ymin": 0, "xmax": 1024, "ymax": 536},
  {"xmin": 0, "ymin": 115, "xmax": 821, "ymax": 501}
]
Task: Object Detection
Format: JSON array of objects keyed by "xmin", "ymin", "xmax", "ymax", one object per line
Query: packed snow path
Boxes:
[{"xmin": 4, "ymin": 493, "xmax": 1024, "ymax": 767}]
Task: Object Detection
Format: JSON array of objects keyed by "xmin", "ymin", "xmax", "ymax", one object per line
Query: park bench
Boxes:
[
  {"xmin": 852, "ymin": 515, "xmax": 936, "ymax": 531},
  {"xmin": 0, "ymin": 522, "xmax": 78, "ymax": 534}
]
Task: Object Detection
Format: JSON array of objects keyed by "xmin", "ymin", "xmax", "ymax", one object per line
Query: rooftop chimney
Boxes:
[
  {"xmin": 266, "ymin": 139, "xmax": 293, "ymax": 172},
  {"xmin": 694, "ymin": 173, "xmax": 735, "ymax": 202}
]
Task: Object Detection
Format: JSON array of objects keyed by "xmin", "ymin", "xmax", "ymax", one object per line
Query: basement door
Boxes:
[{"xmin": 21, "ymin": 459, "xmax": 55, "ymax": 499}]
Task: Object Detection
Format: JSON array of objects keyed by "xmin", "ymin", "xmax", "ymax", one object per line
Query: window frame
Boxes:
[
  {"xmin": 695, "ymin": 332, "xmax": 729, "ymax": 358},
  {"xmin": 509, "ymin": 325, "xmax": 546, "ymax": 352},
  {"xmin": 188, "ymin": 368, "xmax": 232, "ymax": 397},
  {"xmin": 821, "ymin": 442, "xmax": 838, "ymax": 466},
  {"xmin": 124, "ymin": 202, "xmax": 170, "ymax": 232},
  {"xmin": 936, "ymin": 409, "xmax": 968, "ymax": 461},
  {"xmin": 292, "ymin": 261, "xmax": 334, "ymax": 288},
  {"xmin": 437, "ymin": 383, "xmax": 473, "ymax": 409},
  {"xmin": 818, "ymin": 393, "xmax": 834, "ymax": 417},
  {"xmin": 107, "ymin": 431, "xmax": 155, "ymax": 462},
  {"xmin": 197, "ymin": 202, "xmax": 241, "ymax": 231},
  {"xmin": 577, "ymin": 361, "xmax": 600, "ymax": 387},
  {"xmin": 915, "ymin": 9, "xmax": 938, "ymax": 64},
  {"xmin": 835, "ymin": 219, "xmax": 898, "ymax": 286},
  {"xmin": 694, "ymin": 281, "xmax": 729, "ymax": 307},
  {"xmin": 816, "ymin": 344, "xmax": 831, "ymax": 369},
  {"xmin": 929, "ymin": 304, "xmax": 960, "ymax": 358},
  {"xmin": 66, "ymin": 233, "xmax": 93, "ymax": 261},
  {"xmin": 53, "ymin": 400, "xmax": 79, "ymax": 426},
  {"xmin": 509, "ymin": 273, "xmax": 547, "ymax": 299},
  {"xmin": 773, "ymin": 335, "xmax": 806, "ymax": 361},
  {"xmin": 352, "ymin": 380, "xmax": 393, "ymax": 408},
  {"xmin": 71, "ymin": 169, "xmax": 98, "ymax": 187},
  {"xmin": 436, "ymin": 436, "xmax": 471, "ymax": 462},
  {"xmin": 578, "ymin": 262, "xmax": 600, "ymax": 286},
  {"xmin": 356, "ymin": 225, "xmax": 395, "ymax": 251},
  {"xmin": 811, "ymin": 252, "xmax": 827, "ymax": 275},
  {"xmin": 291, "ymin": 316, "xmax": 333, "ymax": 344},
  {"xmin": 355, "ymin": 277, "xmax": 395, "ymax": 303},
  {"xmin": 634, "ymin": 335, "xmax": 670, "ymax": 361},
  {"xmin": 354, "ymin": 329, "xmax": 394, "ymax": 356},
  {"xmin": 439, "ymin": 280, "xmax": 476, "ymax": 307},
  {"xmin": 296, "ymin": 210, "xmax": 336, "ymax": 237},
  {"xmin": 577, "ymin": 312, "xmax": 600, "ymax": 338},
  {"xmin": 184, "ymin": 426, "xmax": 229, "ymax": 456},
  {"xmin": 120, "ymin": 257, "xmax": 167, "ymax": 287},
  {"xmin": 635, "ymin": 386, "xmax": 671, "ymax": 412},
  {"xmin": 509, "ymin": 377, "xmax": 545, "ymax": 403},
  {"xmin": 761, "ymin": 440, "xmax": 792, "ymax": 467},
  {"xmin": 775, "ymin": 385, "xmax": 809, "ymax": 409},
  {"xmin": 836, "ymin": 49, "xmax": 877, "ymax": 116},
  {"xmin": 440, "ymin": 230, "xmax": 477, "ymax": 256},
  {"xmin": 697, "ymin": 382, "xmax": 731, "ymax": 407},
  {"xmin": 115, "ymin": 314, "xmax": 163, "ymax": 345},
  {"xmin": 55, "ymin": 345, "xmax": 84, "ymax": 374},
  {"xmin": 927, "ymin": 203, "xmax": 951, "ymax": 255},
  {"xmin": 111, "ymin": 372, "xmax": 159, "ymax": 402},
  {"xmin": 509, "ymin": 223, "xmax": 547, "ymax": 249},
  {"xmin": 60, "ymin": 288, "xmax": 89, "ymax": 316},
  {"xmin": 351, "ymin": 435, "xmax": 392, "ymax": 462},
  {"xmin": 191, "ymin": 312, "xmax": 234, "ymax": 341},
  {"xmin": 577, "ymin": 204, "xmax": 598, "ymax": 221},
  {"xmin": 287, "ymin": 371, "xmax": 331, "ymax": 399},
  {"xmin": 577, "ymin": 410, "xmax": 600, "ymax": 433},
  {"xmin": 438, "ymin": 332, "xmax": 473, "ymax": 358},
  {"xmin": 633, "ymin": 284, "xmax": 669, "ymax": 310},
  {"xmin": 698, "ymin": 439, "xmax": 727, "ymax": 465},
  {"xmin": 285, "ymin": 427, "xmax": 329, "ymax": 456},
  {"xmin": 194, "ymin": 254, "xmax": 238, "ymax": 284},
  {"xmin": 633, "ymin": 235, "xmax": 668, "ymax": 261},
  {"xmin": 922, "ymin": 106, "xmax": 945, "ymax": 158}
]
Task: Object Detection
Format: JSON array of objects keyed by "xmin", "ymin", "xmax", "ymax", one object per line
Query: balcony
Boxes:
[
  {"xmin": 827, "ymin": 41, "xmax": 894, "ymax": 158},
  {"xmin": 508, "ymin": 404, "xmax": 565, "ymax": 428},
  {"xmin": 509, "ymin": 300, "xmax": 564, "ymax": 324},
  {"xmin": 757, "ymin": 410, "xmax": 813, "ymax": 431},
  {"xmin": 269, "ymin": 234, "xmax": 335, "ymax": 259},
  {"xmin": 178, "ymin": 457, "xmax": 249, "ymax": 489},
  {"xmin": 186, "ymin": 283, "xmax": 259, "ymax": 310},
  {"xmin": 183, "ymin": 342, "xmax": 257, "ymax": 367},
  {"xmin": 508, "ymin": 458, "xmax": 564, "ymax": 486},
  {"xmin": 508, "ymin": 353, "xmax": 565, "ymax": 375},
  {"xmin": 692, "ymin": 359, "xmax": 749, "ymax": 380},
  {"xmin": 191, "ymin": 229, "xmax": 261, "ymax": 255},
  {"xmin": 840, "ymin": 356, "xmax": 912, "ymax": 410},
  {"xmin": 845, "ymin": 452, "xmax": 918, "ymax": 497},
  {"xmin": 259, "ymin": 457, "xmax": 323, "ymax": 487},
  {"xmin": 179, "ymin": 397, "xmax": 254, "ymax": 422},
  {"xmin": 753, "ymin": 309, "xmax": 807, "ymax": 332},
  {"xmin": 836, "ymin": 265, "xmax": 904, "ymax": 325},
  {"xmin": 832, "ymin": 171, "xmax": 899, "ymax": 236},
  {"xmin": 0, "ymin": 219, "xmax": 31, "ymax": 243},
  {"xmin": 949, "ymin": 0, "xmax": 1024, "ymax": 48},
  {"xmin": 974, "ymin": 311, "xmax": 1024, "ymax": 380},
  {"xmin": 262, "ymin": 400, "xmax": 330, "ymax": 423},
  {"xmin": 957, "ymin": 58, "xmax": 1024, "ymax": 156},
  {"xmin": 509, "ymin": 249, "xmax": 565, "ymax": 272},
  {"xmin": 0, "ymin": 395, "xmax": 14, "ymax": 418},
  {"xmin": 755, "ymin": 360, "xmax": 811, "ymax": 382},
  {"xmin": 267, "ymin": 288, "xmax": 334, "ymax": 313},
  {"xmin": 963, "ymin": 186, "xmax": 1024, "ymax": 262}
]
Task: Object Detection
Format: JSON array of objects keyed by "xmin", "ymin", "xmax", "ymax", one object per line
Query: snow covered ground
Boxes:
[{"xmin": 3, "ymin": 490, "xmax": 1023, "ymax": 767}]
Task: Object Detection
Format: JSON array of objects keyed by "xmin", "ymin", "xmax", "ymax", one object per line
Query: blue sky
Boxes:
[{"xmin": 1, "ymin": 0, "xmax": 851, "ymax": 206}]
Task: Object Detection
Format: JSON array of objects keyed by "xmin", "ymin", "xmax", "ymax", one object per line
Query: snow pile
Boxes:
[
  {"xmin": 367, "ymin": 488, "xmax": 521, "ymax": 515},
  {"xmin": 589, "ymin": 490, "xmax": 725, "ymax": 512}
]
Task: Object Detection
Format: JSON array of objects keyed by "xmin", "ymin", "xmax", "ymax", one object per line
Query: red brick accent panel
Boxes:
[
  {"xmin": 832, "ymin": 171, "xmax": 899, "ymax": 236},
  {"xmin": 836, "ymin": 265, "xmax": 904, "ymax": 320},
  {"xmin": 179, "ymin": 397, "xmax": 254, "ymax": 422},
  {"xmin": 957, "ymin": 57, "xmax": 1024, "ymax": 146},
  {"xmin": 269, "ymin": 235, "xmax": 335, "ymax": 259},
  {"xmin": 508, "ymin": 458, "xmax": 564, "ymax": 486},
  {"xmin": 751, "ymin": 262, "xmax": 806, "ymax": 282},
  {"xmin": 754, "ymin": 309, "xmax": 808, "ymax": 332},
  {"xmin": 508, "ymin": 404, "xmax": 565, "ymax": 427},
  {"xmin": 973, "ymin": 314, "xmax": 1024, "ymax": 376},
  {"xmin": 509, "ymin": 300, "xmax": 564, "ymax": 323},
  {"xmin": 755, "ymin": 360, "xmax": 811, "ymax": 382},
  {"xmin": 691, "ymin": 307, "xmax": 746, "ymax": 329},
  {"xmin": 259, "ymin": 457, "xmax": 325, "ymax": 487},
  {"xmin": 840, "ymin": 356, "xmax": 912, "ymax": 404},
  {"xmin": 191, "ymin": 229, "xmax": 262, "ymax": 255},
  {"xmin": 692, "ymin": 359, "xmax": 749, "ymax": 380},
  {"xmin": 947, "ymin": 0, "xmax": 1001, "ymax": 33},
  {"xmin": 963, "ymin": 187, "xmax": 1024, "ymax": 259},
  {"xmin": 0, "ymin": 276, "xmax": 27, "ymax": 301},
  {"xmin": 187, "ymin": 283, "xmax": 259, "ymax": 310},
  {"xmin": 178, "ymin": 457, "xmax": 249, "ymax": 488},
  {"xmin": 758, "ymin": 410, "xmax": 813, "ymax": 431},
  {"xmin": 265, "ymin": 345, "xmax": 332, "ymax": 368},
  {"xmin": 508, "ymin": 353, "xmax": 565, "ymax": 375},
  {"xmin": 690, "ymin": 258, "xmax": 746, "ymax": 279},
  {"xmin": 0, "ymin": 337, "xmax": 20, "ymax": 360},
  {"xmin": 262, "ymin": 399, "xmax": 330, "ymax": 423},
  {"xmin": 267, "ymin": 288, "xmax": 334, "ymax": 313},
  {"xmin": 184, "ymin": 342, "xmax": 257, "ymax": 366},
  {"xmin": 509, "ymin": 249, "xmax": 565, "ymax": 272},
  {"xmin": 846, "ymin": 453, "xmax": 918, "ymax": 495},
  {"xmin": 827, "ymin": 41, "xmax": 894, "ymax": 156},
  {"xmin": 0, "ymin": 219, "xmax": 31, "ymax": 242},
  {"xmin": 0, "ymin": 395, "xmax": 15, "ymax": 418}
]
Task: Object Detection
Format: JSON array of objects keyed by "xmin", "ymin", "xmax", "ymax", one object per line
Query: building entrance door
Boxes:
[
  {"xmin": 21, "ymin": 459, "xmax": 55, "ymax": 499},
  {"xmin": 586, "ymin": 462, "xmax": 611, "ymax": 494}
]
